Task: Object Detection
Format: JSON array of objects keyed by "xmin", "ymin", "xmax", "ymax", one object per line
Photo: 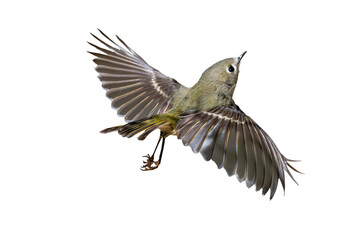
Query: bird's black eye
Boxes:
[{"xmin": 228, "ymin": 65, "xmax": 234, "ymax": 72}]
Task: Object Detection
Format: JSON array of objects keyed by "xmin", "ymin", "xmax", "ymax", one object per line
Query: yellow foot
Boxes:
[{"xmin": 141, "ymin": 154, "xmax": 161, "ymax": 171}]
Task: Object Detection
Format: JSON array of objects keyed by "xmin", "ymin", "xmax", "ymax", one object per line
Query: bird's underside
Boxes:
[{"xmin": 89, "ymin": 29, "xmax": 300, "ymax": 199}]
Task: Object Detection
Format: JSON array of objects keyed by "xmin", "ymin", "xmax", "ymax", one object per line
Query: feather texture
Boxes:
[
  {"xmin": 176, "ymin": 105, "xmax": 298, "ymax": 199},
  {"xmin": 90, "ymin": 31, "xmax": 300, "ymax": 199},
  {"xmin": 89, "ymin": 29, "xmax": 186, "ymax": 122}
]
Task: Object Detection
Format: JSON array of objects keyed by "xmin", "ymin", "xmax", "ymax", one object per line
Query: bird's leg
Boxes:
[{"xmin": 141, "ymin": 132, "xmax": 165, "ymax": 171}]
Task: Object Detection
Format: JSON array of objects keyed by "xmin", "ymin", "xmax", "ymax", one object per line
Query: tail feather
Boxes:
[
  {"xmin": 100, "ymin": 126, "xmax": 120, "ymax": 133},
  {"xmin": 138, "ymin": 122, "xmax": 166, "ymax": 140},
  {"xmin": 100, "ymin": 116, "xmax": 167, "ymax": 140},
  {"xmin": 120, "ymin": 120, "xmax": 159, "ymax": 138}
]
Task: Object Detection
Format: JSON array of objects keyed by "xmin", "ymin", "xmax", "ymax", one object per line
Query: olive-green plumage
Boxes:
[
  {"xmin": 90, "ymin": 30, "xmax": 300, "ymax": 199},
  {"xmin": 101, "ymin": 56, "xmax": 243, "ymax": 138},
  {"xmin": 171, "ymin": 58, "xmax": 240, "ymax": 112}
]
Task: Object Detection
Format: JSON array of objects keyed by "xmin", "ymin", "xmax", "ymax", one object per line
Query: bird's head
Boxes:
[{"xmin": 199, "ymin": 51, "xmax": 247, "ymax": 95}]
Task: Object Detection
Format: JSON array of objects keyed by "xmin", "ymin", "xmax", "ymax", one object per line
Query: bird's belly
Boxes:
[{"xmin": 159, "ymin": 123, "xmax": 177, "ymax": 137}]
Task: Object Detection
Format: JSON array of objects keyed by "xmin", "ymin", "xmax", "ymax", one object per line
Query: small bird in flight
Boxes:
[{"xmin": 88, "ymin": 29, "xmax": 300, "ymax": 199}]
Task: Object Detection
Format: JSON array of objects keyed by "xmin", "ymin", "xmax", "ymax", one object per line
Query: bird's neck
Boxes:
[{"xmin": 193, "ymin": 79, "xmax": 235, "ymax": 98}]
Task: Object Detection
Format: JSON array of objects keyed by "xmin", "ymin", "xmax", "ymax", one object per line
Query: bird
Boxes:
[{"xmin": 88, "ymin": 29, "xmax": 301, "ymax": 199}]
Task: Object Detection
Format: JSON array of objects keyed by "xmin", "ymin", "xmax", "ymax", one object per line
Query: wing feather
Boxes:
[
  {"xmin": 247, "ymin": 119, "xmax": 266, "ymax": 191},
  {"xmin": 191, "ymin": 116, "xmax": 220, "ymax": 154},
  {"xmin": 224, "ymin": 113, "xmax": 237, "ymax": 176},
  {"xmin": 89, "ymin": 30, "xmax": 187, "ymax": 121},
  {"xmin": 236, "ymin": 116, "xmax": 247, "ymax": 182},
  {"xmin": 176, "ymin": 105, "xmax": 299, "ymax": 199},
  {"xmin": 212, "ymin": 118, "xmax": 229, "ymax": 169},
  {"xmin": 244, "ymin": 119, "xmax": 256, "ymax": 188},
  {"xmin": 200, "ymin": 120, "xmax": 222, "ymax": 161}
]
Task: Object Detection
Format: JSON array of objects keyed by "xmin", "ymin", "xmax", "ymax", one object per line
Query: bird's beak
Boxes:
[{"xmin": 237, "ymin": 51, "xmax": 247, "ymax": 64}]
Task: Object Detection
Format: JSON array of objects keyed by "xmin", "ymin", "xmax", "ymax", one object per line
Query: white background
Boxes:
[{"xmin": 1, "ymin": 0, "xmax": 359, "ymax": 239}]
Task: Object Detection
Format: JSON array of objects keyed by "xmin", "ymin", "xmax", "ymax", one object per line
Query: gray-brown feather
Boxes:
[
  {"xmin": 89, "ymin": 30, "xmax": 187, "ymax": 122},
  {"xmin": 176, "ymin": 105, "xmax": 298, "ymax": 199}
]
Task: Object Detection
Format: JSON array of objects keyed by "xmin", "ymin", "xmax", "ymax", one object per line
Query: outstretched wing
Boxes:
[
  {"xmin": 89, "ymin": 29, "xmax": 186, "ymax": 122},
  {"xmin": 176, "ymin": 105, "xmax": 299, "ymax": 199}
]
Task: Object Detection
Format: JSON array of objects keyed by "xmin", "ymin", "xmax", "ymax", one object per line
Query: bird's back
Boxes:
[{"xmin": 169, "ymin": 80, "xmax": 235, "ymax": 116}]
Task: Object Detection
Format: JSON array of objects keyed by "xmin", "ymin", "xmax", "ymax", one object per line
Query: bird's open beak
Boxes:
[{"xmin": 237, "ymin": 51, "xmax": 247, "ymax": 63}]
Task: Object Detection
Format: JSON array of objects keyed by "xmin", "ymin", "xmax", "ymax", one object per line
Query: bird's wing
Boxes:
[
  {"xmin": 89, "ymin": 29, "xmax": 186, "ymax": 122},
  {"xmin": 175, "ymin": 105, "xmax": 300, "ymax": 199}
]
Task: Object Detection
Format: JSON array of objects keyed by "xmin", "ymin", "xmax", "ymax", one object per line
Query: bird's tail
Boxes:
[{"xmin": 100, "ymin": 116, "xmax": 168, "ymax": 141}]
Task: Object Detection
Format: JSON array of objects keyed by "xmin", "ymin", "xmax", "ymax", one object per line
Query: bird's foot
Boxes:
[{"xmin": 141, "ymin": 154, "xmax": 161, "ymax": 171}]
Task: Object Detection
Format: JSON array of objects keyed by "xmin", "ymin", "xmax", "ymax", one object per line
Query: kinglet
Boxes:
[{"xmin": 89, "ymin": 30, "xmax": 300, "ymax": 199}]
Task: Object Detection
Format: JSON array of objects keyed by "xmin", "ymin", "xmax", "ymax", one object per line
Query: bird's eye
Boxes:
[{"xmin": 228, "ymin": 65, "xmax": 235, "ymax": 72}]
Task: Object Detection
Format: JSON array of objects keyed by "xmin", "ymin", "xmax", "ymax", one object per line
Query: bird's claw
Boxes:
[{"xmin": 141, "ymin": 154, "xmax": 160, "ymax": 171}]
